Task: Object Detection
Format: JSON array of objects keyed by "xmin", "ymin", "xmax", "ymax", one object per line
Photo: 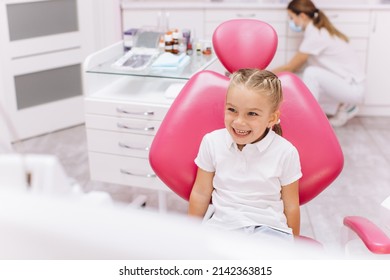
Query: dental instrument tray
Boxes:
[
  {"xmin": 112, "ymin": 30, "xmax": 161, "ymax": 71},
  {"xmin": 112, "ymin": 47, "xmax": 160, "ymax": 71}
]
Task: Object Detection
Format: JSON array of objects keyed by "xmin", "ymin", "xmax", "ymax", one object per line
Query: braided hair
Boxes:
[{"xmin": 228, "ymin": 69, "xmax": 283, "ymax": 135}]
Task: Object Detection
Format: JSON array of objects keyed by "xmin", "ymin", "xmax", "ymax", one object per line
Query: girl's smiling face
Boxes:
[{"xmin": 225, "ymin": 85, "xmax": 279, "ymax": 151}]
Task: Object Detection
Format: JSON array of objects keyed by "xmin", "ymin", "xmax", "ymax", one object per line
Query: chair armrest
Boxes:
[
  {"xmin": 343, "ymin": 216, "xmax": 390, "ymax": 254},
  {"xmin": 295, "ymin": 235, "xmax": 323, "ymax": 249}
]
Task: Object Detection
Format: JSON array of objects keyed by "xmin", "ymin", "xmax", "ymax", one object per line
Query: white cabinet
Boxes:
[
  {"xmin": 84, "ymin": 97, "xmax": 170, "ymax": 191},
  {"xmin": 0, "ymin": 0, "xmax": 97, "ymax": 141},
  {"xmin": 324, "ymin": 9, "xmax": 370, "ymax": 70},
  {"xmin": 364, "ymin": 10, "xmax": 390, "ymax": 114},
  {"xmin": 83, "ymin": 41, "xmax": 217, "ymax": 210},
  {"xmin": 119, "ymin": 3, "xmax": 390, "ymax": 116}
]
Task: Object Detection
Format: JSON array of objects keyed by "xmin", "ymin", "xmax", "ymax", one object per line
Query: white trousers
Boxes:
[{"xmin": 301, "ymin": 66, "xmax": 365, "ymax": 114}]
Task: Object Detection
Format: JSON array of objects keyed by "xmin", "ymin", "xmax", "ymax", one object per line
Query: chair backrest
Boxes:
[{"xmin": 149, "ymin": 19, "xmax": 344, "ymax": 205}]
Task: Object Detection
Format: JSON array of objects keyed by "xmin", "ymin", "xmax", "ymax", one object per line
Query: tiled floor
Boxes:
[{"xmin": 12, "ymin": 116, "xmax": 390, "ymax": 255}]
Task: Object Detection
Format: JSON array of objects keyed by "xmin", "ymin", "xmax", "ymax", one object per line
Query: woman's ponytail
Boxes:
[{"xmin": 314, "ymin": 9, "xmax": 349, "ymax": 42}]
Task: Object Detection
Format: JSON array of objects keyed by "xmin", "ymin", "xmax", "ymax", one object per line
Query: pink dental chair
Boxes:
[{"xmin": 149, "ymin": 19, "xmax": 344, "ymax": 244}]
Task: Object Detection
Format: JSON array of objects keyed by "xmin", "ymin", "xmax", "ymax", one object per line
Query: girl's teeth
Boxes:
[{"xmin": 235, "ymin": 129, "xmax": 249, "ymax": 135}]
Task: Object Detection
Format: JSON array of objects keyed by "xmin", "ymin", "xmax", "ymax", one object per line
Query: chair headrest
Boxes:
[{"xmin": 212, "ymin": 19, "xmax": 278, "ymax": 73}]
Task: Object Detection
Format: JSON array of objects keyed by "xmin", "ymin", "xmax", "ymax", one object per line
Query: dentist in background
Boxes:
[{"xmin": 272, "ymin": 0, "xmax": 365, "ymax": 127}]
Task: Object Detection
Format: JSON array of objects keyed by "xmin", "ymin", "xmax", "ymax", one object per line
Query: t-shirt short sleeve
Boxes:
[
  {"xmin": 194, "ymin": 133, "xmax": 216, "ymax": 173},
  {"xmin": 280, "ymin": 146, "xmax": 302, "ymax": 186}
]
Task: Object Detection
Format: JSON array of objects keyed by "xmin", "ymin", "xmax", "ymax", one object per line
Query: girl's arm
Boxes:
[
  {"xmin": 272, "ymin": 52, "xmax": 309, "ymax": 74},
  {"xmin": 281, "ymin": 180, "xmax": 300, "ymax": 236},
  {"xmin": 188, "ymin": 167, "xmax": 215, "ymax": 218}
]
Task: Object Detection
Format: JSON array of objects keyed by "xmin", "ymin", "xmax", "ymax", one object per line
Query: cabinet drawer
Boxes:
[
  {"xmin": 84, "ymin": 98, "xmax": 169, "ymax": 121},
  {"xmin": 86, "ymin": 129, "xmax": 153, "ymax": 158},
  {"xmin": 285, "ymin": 50, "xmax": 367, "ymax": 70},
  {"xmin": 122, "ymin": 10, "xmax": 159, "ymax": 30},
  {"xmin": 85, "ymin": 114, "xmax": 161, "ymax": 136},
  {"xmin": 335, "ymin": 23, "xmax": 370, "ymax": 38},
  {"xmin": 287, "ymin": 23, "xmax": 370, "ymax": 39},
  {"xmin": 205, "ymin": 10, "xmax": 286, "ymax": 23},
  {"xmin": 205, "ymin": 21, "xmax": 286, "ymax": 40},
  {"xmin": 286, "ymin": 37, "xmax": 368, "ymax": 52},
  {"xmin": 88, "ymin": 152, "xmax": 166, "ymax": 191},
  {"xmin": 122, "ymin": 9, "xmax": 205, "ymax": 40},
  {"xmin": 323, "ymin": 10, "xmax": 370, "ymax": 23}
]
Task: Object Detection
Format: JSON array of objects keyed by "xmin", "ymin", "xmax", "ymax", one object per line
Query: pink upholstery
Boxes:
[
  {"xmin": 150, "ymin": 70, "xmax": 228, "ymax": 200},
  {"xmin": 344, "ymin": 216, "xmax": 390, "ymax": 254},
  {"xmin": 277, "ymin": 72, "xmax": 344, "ymax": 204},
  {"xmin": 150, "ymin": 19, "xmax": 343, "ymax": 205}
]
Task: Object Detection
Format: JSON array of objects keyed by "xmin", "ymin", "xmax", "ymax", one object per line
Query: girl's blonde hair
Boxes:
[
  {"xmin": 228, "ymin": 68, "xmax": 283, "ymax": 136},
  {"xmin": 288, "ymin": 0, "xmax": 349, "ymax": 42}
]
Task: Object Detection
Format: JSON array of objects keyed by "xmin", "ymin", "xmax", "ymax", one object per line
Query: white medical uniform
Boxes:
[
  {"xmin": 299, "ymin": 22, "xmax": 365, "ymax": 113},
  {"xmin": 194, "ymin": 128, "xmax": 302, "ymax": 234}
]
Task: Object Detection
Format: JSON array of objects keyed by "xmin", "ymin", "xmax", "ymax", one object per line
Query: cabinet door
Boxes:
[
  {"xmin": 122, "ymin": 9, "xmax": 159, "ymax": 30},
  {"xmin": 0, "ymin": 0, "xmax": 97, "ymax": 141},
  {"xmin": 168, "ymin": 9, "xmax": 204, "ymax": 40},
  {"xmin": 5, "ymin": 0, "xmax": 79, "ymax": 57},
  {"xmin": 365, "ymin": 11, "xmax": 390, "ymax": 106},
  {"xmin": 2, "ymin": 49, "xmax": 85, "ymax": 140},
  {"xmin": 122, "ymin": 8, "xmax": 204, "ymax": 40},
  {"xmin": 204, "ymin": 9, "xmax": 287, "ymax": 40}
]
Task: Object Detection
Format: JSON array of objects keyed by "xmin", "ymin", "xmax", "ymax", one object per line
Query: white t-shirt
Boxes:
[
  {"xmin": 194, "ymin": 128, "xmax": 302, "ymax": 234},
  {"xmin": 300, "ymin": 22, "xmax": 365, "ymax": 83}
]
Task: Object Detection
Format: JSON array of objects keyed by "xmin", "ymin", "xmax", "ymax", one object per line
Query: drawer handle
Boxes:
[
  {"xmin": 117, "ymin": 108, "xmax": 154, "ymax": 116},
  {"xmin": 236, "ymin": 13, "xmax": 256, "ymax": 18},
  {"xmin": 118, "ymin": 142, "xmax": 150, "ymax": 151},
  {"xmin": 117, "ymin": 123, "xmax": 155, "ymax": 131},
  {"xmin": 120, "ymin": 168, "xmax": 156, "ymax": 178}
]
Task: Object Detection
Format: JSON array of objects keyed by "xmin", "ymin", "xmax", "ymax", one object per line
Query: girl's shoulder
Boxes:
[
  {"xmin": 201, "ymin": 128, "xmax": 229, "ymax": 147},
  {"xmin": 273, "ymin": 133, "xmax": 299, "ymax": 153},
  {"xmin": 205, "ymin": 128, "xmax": 227, "ymax": 139}
]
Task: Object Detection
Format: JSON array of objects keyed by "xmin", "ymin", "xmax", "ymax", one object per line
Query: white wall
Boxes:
[
  {"xmin": 92, "ymin": 0, "xmax": 122, "ymax": 49},
  {"xmin": 0, "ymin": 103, "xmax": 13, "ymax": 153}
]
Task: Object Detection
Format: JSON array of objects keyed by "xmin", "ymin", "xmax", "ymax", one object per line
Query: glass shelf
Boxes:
[{"xmin": 86, "ymin": 51, "xmax": 218, "ymax": 81}]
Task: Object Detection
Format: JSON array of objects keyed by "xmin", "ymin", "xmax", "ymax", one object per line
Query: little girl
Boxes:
[{"xmin": 188, "ymin": 69, "xmax": 302, "ymax": 240}]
